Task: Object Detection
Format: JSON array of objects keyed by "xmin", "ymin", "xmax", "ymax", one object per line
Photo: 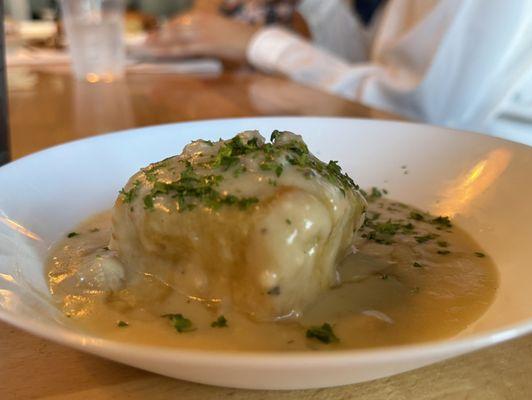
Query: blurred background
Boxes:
[
  {"xmin": 5, "ymin": 0, "xmax": 194, "ymax": 20},
  {"xmin": 2, "ymin": 0, "xmax": 531, "ymax": 161}
]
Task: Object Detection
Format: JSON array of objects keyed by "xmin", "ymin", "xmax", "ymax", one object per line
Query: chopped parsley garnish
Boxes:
[
  {"xmin": 143, "ymin": 194, "xmax": 154, "ymax": 210},
  {"xmin": 162, "ymin": 313, "xmax": 195, "ymax": 333},
  {"xmin": 269, "ymin": 133, "xmax": 358, "ymax": 194},
  {"xmin": 270, "ymin": 130, "xmax": 281, "ymax": 142},
  {"xmin": 216, "ymin": 151, "xmax": 239, "ymax": 171},
  {"xmin": 375, "ymin": 220, "xmax": 401, "ymax": 235},
  {"xmin": 144, "ymin": 157, "xmax": 259, "ymax": 212},
  {"xmin": 365, "ymin": 187, "xmax": 384, "ymax": 202},
  {"xmin": 364, "ymin": 231, "xmax": 393, "ymax": 245},
  {"xmin": 368, "ymin": 212, "xmax": 381, "ymax": 221},
  {"xmin": 212, "ymin": 136, "xmax": 261, "ymax": 172},
  {"xmin": 259, "ymin": 161, "xmax": 283, "ymax": 177},
  {"xmin": 409, "ymin": 211, "xmax": 425, "ymax": 221},
  {"xmin": 413, "ymin": 262, "xmax": 423, "ymax": 268},
  {"xmin": 227, "ymin": 135, "xmax": 261, "ymax": 155},
  {"xmin": 67, "ymin": 232, "xmax": 79, "ymax": 238},
  {"xmin": 402, "ymin": 222, "xmax": 415, "ymax": 232},
  {"xmin": 306, "ymin": 323, "xmax": 339, "ymax": 344},
  {"xmin": 234, "ymin": 197, "xmax": 259, "ymax": 210},
  {"xmin": 117, "ymin": 320, "xmax": 129, "ymax": 328},
  {"xmin": 267, "ymin": 286, "xmax": 281, "ymax": 295},
  {"xmin": 140, "ymin": 131, "xmax": 361, "ymax": 213},
  {"xmin": 432, "ymin": 216, "xmax": 452, "ymax": 228},
  {"xmin": 437, "ymin": 250, "xmax": 451, "ymax": 255},
  {"xmin": 211, "ymin": 315, "xmax": 228, "ymax": 328},
  {"xmin": 119, "ymin": 180, "xmax": 141, "ymax": 203},
  {"xmin": 144, "ymin": 169, "xmax": 158, "ymax": 182},
  {"xmin": 286, "ymin": 219, "xmax": 292, "ymax": 225},
  {"xmin": 474, "ymin": 252, "xmax": 486, "ymax": 258},
  {"xmin": 233, "ymin": 165, "xmax": 247, "ymax": 177},
  {"xmin": 361, "ymin": 216, "xmax": 417, "ymax": 245},
  {"xmin": 414, "ymin": 234, "xmax": 437, "ymax": 244},
  {"xmin": 437, "ymin": 240, "xmax": 449, "ymax": 248}
]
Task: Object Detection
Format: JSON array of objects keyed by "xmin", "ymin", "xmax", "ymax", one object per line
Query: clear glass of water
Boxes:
[{"xmin": 60, "ymin": 0, "xmax": 125, "ymax": 82}]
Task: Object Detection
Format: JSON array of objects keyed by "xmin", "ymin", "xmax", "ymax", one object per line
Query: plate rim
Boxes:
[{"xmin": 2, "ymin": 116, "xmax": 530, "ymax": 174}]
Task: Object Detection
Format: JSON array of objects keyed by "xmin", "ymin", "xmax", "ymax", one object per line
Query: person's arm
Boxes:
[
  {"xmin": 247, "ymin": 0, "xmax": 532, "ymax": 132},
  {"xmin": 246, "ymin": 26, "xmax": 377, "ymax": 101}
]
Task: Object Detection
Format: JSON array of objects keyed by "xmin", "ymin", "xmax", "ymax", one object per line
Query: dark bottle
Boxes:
[{"xmin": 0, "ymin": 0, "xmax": 10, "ymax": 166}]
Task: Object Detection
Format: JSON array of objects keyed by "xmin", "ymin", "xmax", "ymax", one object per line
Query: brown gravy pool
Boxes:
[{"xmin": 47, "ymin": 198, "xmax": 498, "ymax": 351}]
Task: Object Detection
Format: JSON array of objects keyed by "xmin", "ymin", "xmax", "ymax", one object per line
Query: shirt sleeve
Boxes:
[
  {"xmin": 297, "ymin": 0, "xmax": 370, "ymax": 62},
  {"xmin": 246, "ymin": 27, "xmax": 378, "ymax": 101},
  {"xmin": 246, "ymin": 0, "xmax": 532, "ymax": 136}
]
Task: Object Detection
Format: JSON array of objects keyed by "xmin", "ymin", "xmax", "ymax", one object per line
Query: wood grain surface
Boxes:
[
  {"xmin": 7, "ymin": 67, "xmax": 391, "ymax": 159},
  {"xmin": 3, "ymin": 66, "xmax": 531, "ymax": 399}
]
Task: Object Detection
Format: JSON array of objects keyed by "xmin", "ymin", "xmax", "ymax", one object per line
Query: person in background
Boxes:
[
  {"xmin": 147, "ymin": 0, "xmax": 532, "ymax": 144},
  {"xmin": 218, "ymin": 0, "xmax": 311, "ymax": 41},
  {"xmin": 148, "ymin": 0, "xmax": 370, "ymax": 62}
]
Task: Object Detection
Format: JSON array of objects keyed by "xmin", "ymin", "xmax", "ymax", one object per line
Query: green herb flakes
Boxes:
[
  {"xmin": 233, "ymin": 165, "xmax": 247, "ymax": 177},
  {"xmin": 260, "ymin": 161, "xmax": 284, "ymax": 177},
  {"xmin": 162, "ymin": 313, "xmax": 195, "ymax": 333},
  {"xmin": 366, "ymin": 187, "xmax": 384, "ymax": 202},
  {"xmin": 413, "ymin": 262, "xmax": 423, "ymax": 268},
  {"xmin": 409, "ymin": 211, "xmax": 425, "ymax": 221},
  {"xmin": 117, "ymin": 320, "xmax": 129, "ymax": 328},
  {"xmin": 211, "ymin": 315, "xmax": 228, "ymax": 328},
  {"xmin": 306, "ymin": 323, "xmax": 339, "ymax": 344},
  {"xmin": 267, "ymin": 286, "xmax": 281, "ymax": 295},
  {"xmin": 67, "ymin": 232, "xmax": 79, "ymax": 238},
  {"xmin": 432, "ymin": 216, "xmax": 452, "ymax": 228},
  {"xmin": 119, "ymin": 180, "xmax": 141, "ymax": 203},
  {"xmin": 474, "ymin": 252, "xmax": 486, "ymax": 258},
  {"xmin": 270, "ymin": 130, "xmax": 281, "ymax": 142},
  {"xmin": 143, "ymin": 194, "xmax": 154, "ymax": 210},
  {"xmin": 136, "ymin": 132, "xmax": 363, "ymax": 214},
  {"xmin": 414, "ymin": 234, "xmax": 437, "ymax": 244}
]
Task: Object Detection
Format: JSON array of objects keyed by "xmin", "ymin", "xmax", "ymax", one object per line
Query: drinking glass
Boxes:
[{"xmin": 60, "ymin": 0, "xmax": 125, "ymax": 82}]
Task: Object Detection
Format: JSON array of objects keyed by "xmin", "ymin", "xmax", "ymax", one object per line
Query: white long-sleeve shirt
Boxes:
[
  {"xmin": 297, "ymin": 0, "xmax": 371, "ymax": 62},
  {"xmin": 248, "ymin": 0, "xmax": 532, "ymax": 145}
]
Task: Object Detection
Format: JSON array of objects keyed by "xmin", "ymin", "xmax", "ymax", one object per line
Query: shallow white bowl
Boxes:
[{"xmin": 0, "ymin": 117, "xmax": 531, "ymax": 390}]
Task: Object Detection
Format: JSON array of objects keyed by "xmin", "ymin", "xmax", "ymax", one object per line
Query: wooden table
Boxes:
[{"xmin": 3, "ymin": 67, "xmax": 532, "ymax": 399}]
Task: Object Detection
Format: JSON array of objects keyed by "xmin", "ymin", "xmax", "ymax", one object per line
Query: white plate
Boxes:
[{"xmin": 0, "ymin": 117, "xmax": 531, "ymax": 390}]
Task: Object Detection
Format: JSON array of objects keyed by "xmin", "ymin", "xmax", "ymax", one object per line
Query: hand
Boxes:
[{"xmin": 143, "ymin": 12, "xmax": 260, "ymax": 62}]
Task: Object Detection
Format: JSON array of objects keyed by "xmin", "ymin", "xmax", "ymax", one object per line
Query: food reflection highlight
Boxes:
[
  {"xmin": 434, "ymin": 148, "xmax": 512, "ymax": 217},
  {"xmin": 0, "ymin": 214, "xmax": 42, "ymax": 241},
  {"xmin": 46, "ymin": 130, "xmax": 498, "ymax": 351}
]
